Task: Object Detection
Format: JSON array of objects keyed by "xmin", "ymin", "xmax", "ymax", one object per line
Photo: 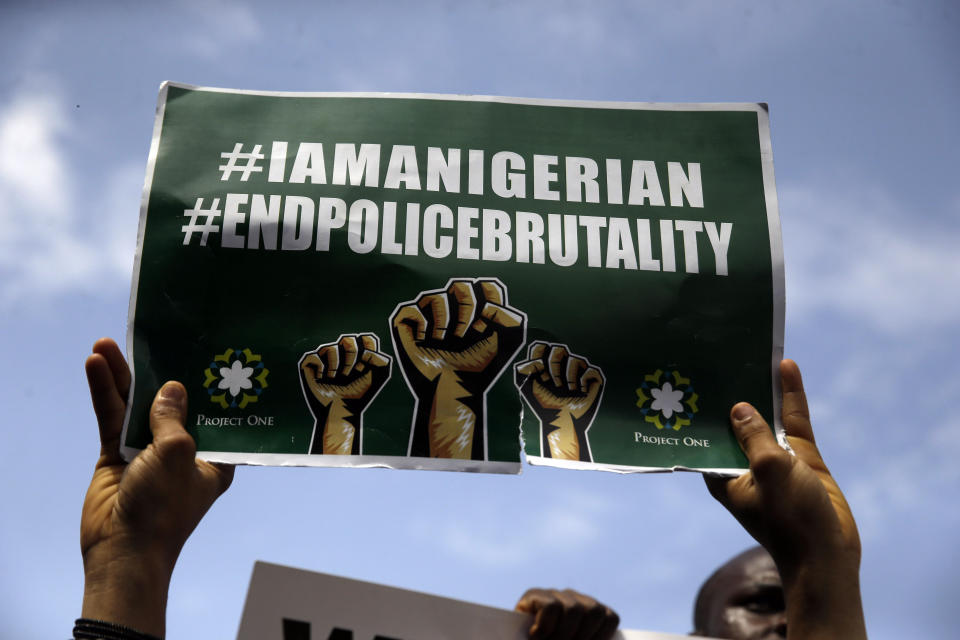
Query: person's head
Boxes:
[{"xmin": 692, "ymin": 546, "xmax": 786, "ymax": 639}]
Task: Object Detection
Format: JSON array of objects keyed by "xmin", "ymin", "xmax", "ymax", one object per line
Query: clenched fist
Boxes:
[
  {"xmin": 299, "ymin": 333, "xmax": 392, "ymax": 455},
  {"xmin": 390, "ymin": 278, "xmax": 526, "ymax": 459},
  {"xmin": 515, "ymin": 342, "xmax": 605, "ymax": 463}
]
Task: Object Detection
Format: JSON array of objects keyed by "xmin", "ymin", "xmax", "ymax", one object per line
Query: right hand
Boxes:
[
  {"xmin": 703, "ymin": 360, "xmax": 860, "ymax": 575},
  {"xmin": 82, "ymin": 338, "xmax": 234, "ymax": 636},
  {"xmin": 704, "ymin": 359, "xmax": 866, "ymax": 640},
  {"xmin": 515, "ymin": 588, "xmax": 619, "ymax": 640}
]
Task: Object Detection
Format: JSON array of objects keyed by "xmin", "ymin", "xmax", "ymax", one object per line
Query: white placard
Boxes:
[{"xmin": 237, "ymin": 561, "xmax": 714, "ymax": 640}]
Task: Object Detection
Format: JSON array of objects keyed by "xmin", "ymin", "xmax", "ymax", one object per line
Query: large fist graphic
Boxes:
[
  {"xmin": 515, "ymin": 342, "xmax": 605, "ymax": 462},
  {"xmin": 299, "ymin": 333, "xmax": 392, "ymax": 455},
  {"xmin": 391, "ymin": 278, "xmax": 526, "ymax": 459}
]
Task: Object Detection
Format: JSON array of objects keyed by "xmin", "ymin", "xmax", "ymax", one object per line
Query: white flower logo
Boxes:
[
  {"xmin": 636, "ymin": 369, "xmax": 699, "ymax": 431},
  {"xmin": 218, "ymin": 360, "xmax": 254, "ymax": 397},
  {"xmin": 650, "ymin": 381, "xmax": 684, "ymax": 419},
  {"xmin": 203, "ymin": 348, "xmax": 269, "ymax": 409}
]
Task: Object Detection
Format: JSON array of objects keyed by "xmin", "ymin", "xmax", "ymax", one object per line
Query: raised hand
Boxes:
[
  {"xmin": 299, "ymin": 333, "xmax": 392, "ymax": 455},
  {"xmin": 704, "ymin": 359, "xmax": 866, "ymax": 640},
  {"xmin": 515, "ymin": 342, "xmax": 605, "ymax": 462},
  {"xmin": 515, "ymin": 588, "xmax": 619, "ymax": 640},
  {"xmin": 82, "ymin": 338, "xmax": 234, "ymax": 637},
  {"xmin": 391, "ymin": 278, "xmax": 526, "ymax": 459}
]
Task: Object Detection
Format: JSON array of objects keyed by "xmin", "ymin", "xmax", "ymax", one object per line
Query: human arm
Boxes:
[
  {"xmin": 80, "ymin": 338, "xmax": 235, "ymax": 637},
  {"xmin": 704, "ymin": 359, "xmax": 867, "ymax": 640},
  {"xmin": 515, "ymin": 588, "xmax": 619, "ymax": 640}
]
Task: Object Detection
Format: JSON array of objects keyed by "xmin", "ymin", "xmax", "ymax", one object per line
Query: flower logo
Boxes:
[
  {"xmin": 635, "ymin": 369, "xmax": 699, "ymax": 431},
  {"xmin": 220, "ymin": 359, "xmax": 253, "ymax": 396},
  {"xmin": 203, "ymin": 348, "xmax": 269, "ymax": 409}
]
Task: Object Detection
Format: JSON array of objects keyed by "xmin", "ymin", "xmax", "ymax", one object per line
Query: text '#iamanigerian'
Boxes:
[{"xmin": 178, "ymin": 142, "xmax": 736, "ymax": 276}]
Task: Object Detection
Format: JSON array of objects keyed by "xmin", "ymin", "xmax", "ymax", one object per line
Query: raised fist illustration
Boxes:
[
  {"xmin": 391, "ymin": 278, "xmax": 526, "ymax": 459},
  {"xmin": 299, "ymin": 333, "xmax": 392, "ymax": 455},
  {"xmin": 514, "ymin": 342, "xmax": 605, "ymax": 462}
]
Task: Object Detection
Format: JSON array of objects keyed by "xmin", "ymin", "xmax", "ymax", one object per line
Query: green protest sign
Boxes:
[{"xmin": 122, "ymin": 83, "xmax": 784, "ymax": 474}]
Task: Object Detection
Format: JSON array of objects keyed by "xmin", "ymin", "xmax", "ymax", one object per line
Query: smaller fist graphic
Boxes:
[
  {"xmin": 299, "ymin": 333, "xmax": 392, "ymax": 455},
  {"xmin": 515, "ymin": 342, "xmax": 605, "ymax": 462}
]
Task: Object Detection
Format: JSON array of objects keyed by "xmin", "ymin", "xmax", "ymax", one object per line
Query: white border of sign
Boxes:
[{"xmin": 122, "ymin": 83, "xmax": 784, "ymax": 474}]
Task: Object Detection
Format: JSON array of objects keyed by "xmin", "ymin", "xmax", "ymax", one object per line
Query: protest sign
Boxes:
[
  {"xmin": 236, "ymin": 561, "xmax": 714, "ymax": 640},
  {"xmin": 122, "ymin": 83, "xmax": 784, "ymax": 474}
]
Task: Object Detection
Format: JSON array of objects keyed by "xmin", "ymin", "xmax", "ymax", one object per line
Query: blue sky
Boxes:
[{"xmin": 1, "ymin": 1, "xmax": 958, "ymax": 638}]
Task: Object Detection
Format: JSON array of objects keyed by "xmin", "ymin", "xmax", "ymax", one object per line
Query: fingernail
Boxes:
[
  {"xmin": 158, "ymin": 382, "xmax": 186, "ymax": 406},
  {"xmin": 732, "ymin": 403, "xmax": 754, "ymax": 422}
]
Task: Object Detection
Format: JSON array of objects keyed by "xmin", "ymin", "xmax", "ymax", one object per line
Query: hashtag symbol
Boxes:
[
  {"xmin": 182, "ymin": 198, "xmax": 222, "ymax": 246},
  {"xmin": 219, "ymin": 142, "xmax": 264, "ymax": 181}
]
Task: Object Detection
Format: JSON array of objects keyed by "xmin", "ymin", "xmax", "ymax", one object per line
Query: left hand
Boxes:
[
  {"xmin": 515, "ymin": 588, "xmax": 619, "ymax": 640},
  {"xmin": 81, "ymin": 338, "xmax": 235, "ymax": 636}
]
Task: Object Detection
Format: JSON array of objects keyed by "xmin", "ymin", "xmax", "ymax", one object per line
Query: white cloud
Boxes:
[
  {"xmin": 539, "ymin": 1, "xmax": 824, "ymax": 65},
  {"xmin": 541, "ymin": 3, "xmax": 610, "ymax": 48},
  {"xmin": 99, "ymin": 164, "xmax": 145, "ymax": 279},
  {"xmin": 796, "ymin": 339, "xmax": 960, "ymax": 544},
  {"xmin": 408, "ymin": 487, "xmax": 615, "ymax": 568},
  {"xmin": 845, "ymin": 416, "xmax": 960, "ymax": 543},
  {"xmin": 177, "ymin": 0, "xmax": 262, "ymax": 58},
  {"xmin": 0, "ymin": 92, "xmax": 70, "ymax": 221},
  {"xmin": 781, "ymin": 183, "xmax": 960, "ymax": 335},
  {"xmin": 0, "ymin": 87, "xmax": 140, "ymax": 306}
]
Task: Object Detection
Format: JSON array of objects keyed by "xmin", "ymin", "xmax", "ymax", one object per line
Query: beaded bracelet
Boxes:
[{"xmin": 73, "ymin": 618, "xmax": 163, "ymax": 640}]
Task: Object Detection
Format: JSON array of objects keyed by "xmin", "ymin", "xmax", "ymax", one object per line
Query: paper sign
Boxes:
[
  {"xmin": 123, "ymin": 83, "xmax": 784, "ymax": 473},
  {"xmin": 236, "ymin": 561, "xmax": 715, "ymax": 640}
]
